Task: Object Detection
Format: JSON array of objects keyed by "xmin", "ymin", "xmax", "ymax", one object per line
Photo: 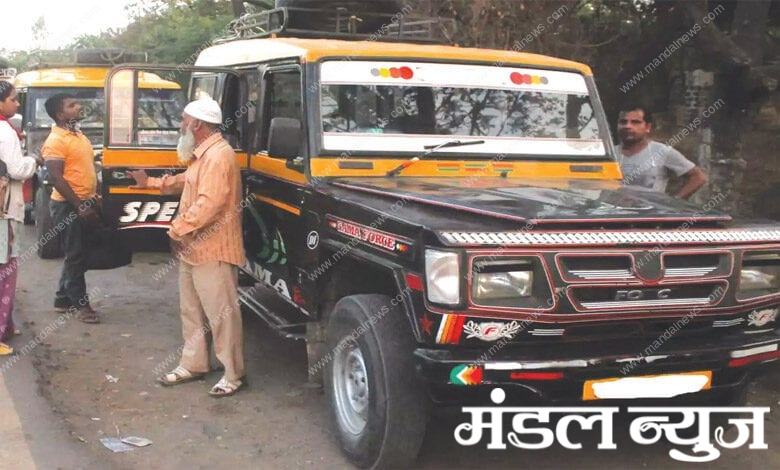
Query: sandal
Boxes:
[
  {"xmin": 0, "ymin": 342, "xmax": 14, "ymax": 356},
  {"xmin": 157, "ymin": 366, "xmax": 205, "ymax": 386},
  {"xmin": 208, "ymin": 376, "xmax": 244, "ymax": 398},
  {"xmin": 76, "ymin": 308, "xmax": 100, "ymax": 324}
]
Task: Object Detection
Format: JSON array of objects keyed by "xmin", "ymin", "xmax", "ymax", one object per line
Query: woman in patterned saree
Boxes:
[{"xmin": 0, "ymin": 81, "xmax": 42, "ymax": 354}]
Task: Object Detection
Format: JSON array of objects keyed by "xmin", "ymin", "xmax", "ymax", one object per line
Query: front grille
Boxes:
[
  {"xmin": 558, "ymin": 251, "xmax": 732, "ymax": 282},
  {"xmin": 663, "ymin": 253, "xmax": 728, "ymax": 278},
  {"xmin": 569, "ymin": 283, "xmax": 725, "ymax": 311},
  {"xmin": 559, "ymin": 255, "xmax": 633, "ymax": 281}
]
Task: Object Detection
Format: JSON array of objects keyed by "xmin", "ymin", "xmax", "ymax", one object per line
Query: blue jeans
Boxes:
[{"xmin": 50, "ymin": 200, "xmax": 89, "ymax": 309}]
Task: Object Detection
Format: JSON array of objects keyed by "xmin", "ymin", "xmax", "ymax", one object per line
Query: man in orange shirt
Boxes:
[
  {"xmin": 129, "ymin": 98, "xmax": 246, "ymax": 397},
  {"xmin": 42, "ymin": 93, "xmax": 100, "ymax": 324}
]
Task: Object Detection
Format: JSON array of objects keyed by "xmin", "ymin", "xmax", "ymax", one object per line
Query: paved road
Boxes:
[{"xmin": 1, "ymin": 223, "xmax": 778, "ymax": 469}]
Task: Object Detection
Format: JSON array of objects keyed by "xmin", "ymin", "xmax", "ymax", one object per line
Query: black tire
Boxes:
[
  {"xmin": 34, "ymin": 186, "xmax": 63, "ymax": 259},
  {"xmin": 324, "ymin": 294, "xmax": 427, "ymax": 469}
]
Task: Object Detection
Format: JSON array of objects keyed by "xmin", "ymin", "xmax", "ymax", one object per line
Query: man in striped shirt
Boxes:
[{"xmin": 129, "ymin": 98, "xmax": 246, "ymax": 397}]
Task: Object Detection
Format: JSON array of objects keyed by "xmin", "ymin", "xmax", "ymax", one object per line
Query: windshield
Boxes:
[
  {"xmin": 319, "ymin": 61, "xmax": 607, "ymax": 158},
  {"xmin": 29, "ymin": 87, "xmax": 104, "ymax": 129},
  {"xmin": 28, "ymin": 87, "xmax": 184, "ymax": 134},
  {"xmin": 135, "ymin": 88, "xmax": 186, "ymax": 146}
]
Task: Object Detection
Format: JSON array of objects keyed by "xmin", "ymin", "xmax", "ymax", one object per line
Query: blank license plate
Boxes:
[{"xmin": 583, "ymin": 371, "xmax": 712, "ymax": 401}]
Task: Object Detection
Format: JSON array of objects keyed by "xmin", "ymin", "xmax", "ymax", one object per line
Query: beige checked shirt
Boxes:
[{"xmin": 148, "ymin": 133, "xmax": 245, "ymax": 267}]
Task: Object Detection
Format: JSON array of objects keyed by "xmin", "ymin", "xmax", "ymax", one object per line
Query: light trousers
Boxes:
[{"xmin": 178, "ymin": 260, "xmax": 244, "ymax": 382}]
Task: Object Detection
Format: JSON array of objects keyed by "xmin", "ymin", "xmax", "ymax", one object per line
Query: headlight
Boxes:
[
  {"xmin": 473, "ymin": 270, "xmax": 533, "ymax": 300},
  {"xmin": 425, "ymin": 249, "xmax": 460, "ymax": 305},
  {"xmin": 738, "ymin": 253, "xmax": 780, "ymax": 300},
  {"xmin": 469, "ymin": 257, "xmax": 553, "ymax": 309}
]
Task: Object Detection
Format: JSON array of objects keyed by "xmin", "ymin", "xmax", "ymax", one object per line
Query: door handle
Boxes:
[{"xmin": 245, "ymin": 174, "xmax": 265, "ymax": 186}]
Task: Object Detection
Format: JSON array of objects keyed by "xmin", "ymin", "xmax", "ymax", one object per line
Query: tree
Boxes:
[
  {"xmin": 32, "ymin": 16, "xmax": 48, "ymax": 49},
  {"xmin": 59, "ymin": 0, "xmax": 235, "ymax": 67}
]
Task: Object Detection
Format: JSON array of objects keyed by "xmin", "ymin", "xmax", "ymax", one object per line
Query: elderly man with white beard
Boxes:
[{"xmin": 128, "ymin": 98, "xmax": 246, "ymax": 397}]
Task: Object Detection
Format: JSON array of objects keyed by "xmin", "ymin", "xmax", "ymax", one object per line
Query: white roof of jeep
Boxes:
[{"xmin": 194, "ymin": 38, "xmax": 592, "ymax": 75}]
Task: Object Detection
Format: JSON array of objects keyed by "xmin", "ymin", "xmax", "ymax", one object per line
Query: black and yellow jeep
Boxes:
[{"xmin": 103, "ymin": 3, "xmax": 780, "ymax": 468}]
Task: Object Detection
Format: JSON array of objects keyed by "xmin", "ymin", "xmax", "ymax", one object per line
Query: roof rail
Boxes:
[{"xmin": 215, "ymin": 6, "xmax": 456, "ymax": 45}]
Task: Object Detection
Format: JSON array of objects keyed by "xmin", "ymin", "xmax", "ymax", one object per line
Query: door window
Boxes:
[{"xmin": 260, "ymin": 69, "xmax": 302, "ymax": 153}]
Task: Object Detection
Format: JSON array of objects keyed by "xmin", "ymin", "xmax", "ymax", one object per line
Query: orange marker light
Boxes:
[
  {"xmin": 371, "ymin": 67, "xmax": 414, "ymax": 80},
  {"xmin": 510, "ymin": 72, "xmax": 549, "ymax": 85}
]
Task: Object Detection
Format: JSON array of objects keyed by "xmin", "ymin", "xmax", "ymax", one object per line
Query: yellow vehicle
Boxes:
[
  {"xmin": 106, "ymin": 3, "xmax": 780, "ymax": 468},
  {"xmin": 13, "ymin": 50, "xmax": 185, "ymax": 257}
]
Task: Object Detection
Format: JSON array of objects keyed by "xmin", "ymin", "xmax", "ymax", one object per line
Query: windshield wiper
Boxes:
[{"xmin": 386, "ymin": 140, "xmax": 486, "ymax": 177}]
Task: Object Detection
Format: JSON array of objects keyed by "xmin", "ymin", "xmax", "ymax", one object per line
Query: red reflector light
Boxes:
[
  {"xmin": 405, "ymin": 272, "xmax": 423, "ymax": 291},
  {"xmin": 510, "ymin": 372, "xmax": 564, "ymax": 381},
  {"xmin": 728, "ymin": 350, "xmax": 780, "ymax": 367}
]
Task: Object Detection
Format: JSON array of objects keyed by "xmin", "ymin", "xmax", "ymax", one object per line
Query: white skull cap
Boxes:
[{"xmin": 183, "ymin": 97, "xmax": 222, "ymax": 124}]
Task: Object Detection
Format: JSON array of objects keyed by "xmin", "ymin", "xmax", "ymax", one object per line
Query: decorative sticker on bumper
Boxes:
[
  {"xmin": 450, "ymin": 365, "xmax": 483, "ymax": 386},
  {"xmin": 747, "ymin": 308, "xmax": 778, "ymax": 327},
  {"xmin": 463, "ymin": 320, "xmax": 522, "ymax": 342}
]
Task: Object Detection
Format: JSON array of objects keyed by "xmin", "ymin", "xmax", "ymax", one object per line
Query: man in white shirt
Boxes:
[{"xmin": 616, "ymin": 105, "xmax": 707, "ymax": 199}]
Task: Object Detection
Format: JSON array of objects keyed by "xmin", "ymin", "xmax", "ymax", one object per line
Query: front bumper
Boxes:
[{"xmin": 414, "ymin": 330, "xmax": 780, "ymax": 405}]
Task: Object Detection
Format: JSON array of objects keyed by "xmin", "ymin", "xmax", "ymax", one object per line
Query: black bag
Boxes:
[{"xmin": 84, "ymin": 224, "xmax": 132, "ymax": 270}]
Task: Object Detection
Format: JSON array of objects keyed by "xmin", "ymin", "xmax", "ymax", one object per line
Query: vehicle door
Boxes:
[
  {"xmin": 103, "ymin": 65, "xmax": 251, "ymax": 252},
  {"xmin": 242, "ymin": 62, "xmax": 311, "ymax": 313}
]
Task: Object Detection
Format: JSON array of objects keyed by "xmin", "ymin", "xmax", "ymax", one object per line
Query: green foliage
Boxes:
[
  {"xmin": 115, "ymin": 0, "xmax": 235, "ymax": 65},
  {"xmin": 62, "ymin": 0, "xmax": 235, "ymax": 66}
]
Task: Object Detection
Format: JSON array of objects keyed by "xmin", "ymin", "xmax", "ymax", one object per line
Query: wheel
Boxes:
[
  {"xmin": 34, "ymin": 186, "xmax": 64, "ymax": 259},
  {"xmin": 324, "ymin": 294, "xmax": 427, "ymax": 469}
]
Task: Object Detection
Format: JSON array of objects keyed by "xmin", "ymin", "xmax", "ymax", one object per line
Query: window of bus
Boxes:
[{"xmin": 135, "ymin": 88, "xmax": 186, "ymax": 146}]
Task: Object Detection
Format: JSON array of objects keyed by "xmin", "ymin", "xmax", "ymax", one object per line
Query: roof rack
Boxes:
[
  {"xmin": 215, "ymin": 6, "xmax": 456, "ymax": 45},
  {"xmin": 24, "ymin": 49, "xmax": 149, "ymax": 70}
]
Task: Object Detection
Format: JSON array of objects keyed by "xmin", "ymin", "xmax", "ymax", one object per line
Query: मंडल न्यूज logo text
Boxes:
[{"xmin": 454, "ymin": 387, "xmax": 769, "ymax": 462}]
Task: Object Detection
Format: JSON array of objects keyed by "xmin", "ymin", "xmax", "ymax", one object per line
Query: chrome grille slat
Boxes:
[
  {"xmin": 569, "ymin": 269, "xmax": 633, "ymax": 279},
  {"xmin": 529, "ymin": 329, "xmax": 565, "ymax": 336},
  {"xmin": 665, "ymin": 267, "xmax": 717, "ymax": 277},
  {"xmin": 579, "ymin": 298, "xmax": 712, "ymax": 309},
  {"xmin": 713, "ymin": 318, "xmax": 745, "ymax": 328}
]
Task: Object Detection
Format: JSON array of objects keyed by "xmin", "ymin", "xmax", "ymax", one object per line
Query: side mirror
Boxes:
[{"xmin": 268, "ymin": 117, "xmax": 302, "ymax": 159}]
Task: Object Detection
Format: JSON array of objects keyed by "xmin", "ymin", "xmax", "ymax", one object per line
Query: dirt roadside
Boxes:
[{"xmin": 8, "ymin": 224, "xmax": 780, "ymax": 469}]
